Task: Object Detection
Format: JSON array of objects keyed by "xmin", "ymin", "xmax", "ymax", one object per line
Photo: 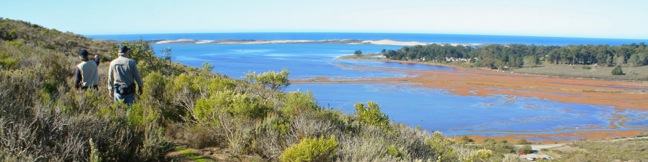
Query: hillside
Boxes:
[
  {"xmin": 1, "ymin": 18, "xmax": 647, "ymax": 161},
  {"xmin": 0, "ymin": 18, "xmax": 468, "ymax": 161}
]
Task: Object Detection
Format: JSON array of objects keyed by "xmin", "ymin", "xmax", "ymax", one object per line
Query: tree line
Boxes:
[{"xmin": 382, "ymin": 43, "xmax": 648, "ymax": 69}]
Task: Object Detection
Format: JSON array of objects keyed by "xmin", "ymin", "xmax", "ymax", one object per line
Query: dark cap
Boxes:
[
  {"xmin": 119, "ymin": 46, "xmax": 130, "ymax": 53},
  {"xmin": 79, "ymin": 49, "xmax": 89, "ymax": 58}
]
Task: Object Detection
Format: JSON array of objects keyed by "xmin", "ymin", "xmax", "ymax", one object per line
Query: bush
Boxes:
[
  {"xmin": 517, "ymin": 145, "xmax": 533, "ymax": 154},
  {"xmin": 282, "ymin": 92, "xmax": 318, "ymax": 117},
  {"xmin": 0, "ymin": 52, "xmax": 17, "ymax": 69},
  {"xmin": 425, "ymin": 132, "xmax": 457, "ymax": 161},
  {"xmin": 353, "ymin": 50, "xmax": 363, "ymax": 56},
  {"xmin": 465, "ymin": 149, "xmax": 494, "ymax": 162},
  {"xmin": 245, "ymin": 70, "xmax": 290, "ymax": 90},
  {"xmin": 279, "ymin": 136, "xmax": 338, "ymax": 162},
  {"xmin": 354, "ymin": 102, "xmax": 389, "ymax": 128},
  {"xmin": 483, "ymin": 139, "xmax": 515, "ymax": 155},
  {"xmin": 612, "ymin": 66, "xmax": 625, "ymax": 75},
  {"xmin": 385, "ymin": 145, "xmax": 404, "ymax": 159}
]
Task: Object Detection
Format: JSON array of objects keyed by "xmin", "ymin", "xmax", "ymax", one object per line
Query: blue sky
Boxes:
[{"xmin": 1, "ymin": 0, "xmax": 647, "ymax": 39}]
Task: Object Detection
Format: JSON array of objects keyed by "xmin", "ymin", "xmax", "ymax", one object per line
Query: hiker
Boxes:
[
  {"xmin": 74, "ymin": 49, "xmax": 100, "ymax": 90},
  {"xmin": 107, "ymin": 46, "xmax": 143, "ymax": 105}
]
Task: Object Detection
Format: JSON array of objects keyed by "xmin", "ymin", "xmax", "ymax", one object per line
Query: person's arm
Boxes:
[
  {"xmin": 131, "ymin": 60, "xmax": 144, "ymax": 95},
  {"xmin": 107, "ymin": 62, "xmax": 114, "ymax": 96},
  {"xmin": 94, "ymin": 55, "xmax": 100, "ymax": 66},
  {"xmin": 74, "ymin": 67, "xmax": 82, "ymax": 89}
]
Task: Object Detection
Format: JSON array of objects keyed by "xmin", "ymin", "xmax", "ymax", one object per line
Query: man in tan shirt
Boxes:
[
  {"xmin": 74, "ymin": 49, "xmax": 100, "ymax": 90},
  {"xmin": 108, "ymin": 46, "xmax": 143, "ymax": 105}
]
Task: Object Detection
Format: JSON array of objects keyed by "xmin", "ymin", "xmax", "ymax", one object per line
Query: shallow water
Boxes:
[{"xmin": 92, "ymin": 33, "xmax": 648, "ymax": 137}]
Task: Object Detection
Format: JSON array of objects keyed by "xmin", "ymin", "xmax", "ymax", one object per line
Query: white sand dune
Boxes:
[{"xmin": 155, "ymin": 38, "xmax": 480, "ymax": 47}]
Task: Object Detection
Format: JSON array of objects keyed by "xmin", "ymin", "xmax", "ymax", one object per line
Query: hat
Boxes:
[
  {"xmin": 119, "ymin": 46, "xmax": 130, "ymax": 53},
  {"xmin": 79, "ymin": 49, "xmax": 89, "ymax": 58}
]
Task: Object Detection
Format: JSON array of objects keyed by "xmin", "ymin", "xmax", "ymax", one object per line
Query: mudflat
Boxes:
[
  {"xmin": 300, "ymin": 60, "xmax": 648, "ymax": 111},
  {"xmin": 399, "ymin": 67, "xmax": 648, "ymax": 110}
]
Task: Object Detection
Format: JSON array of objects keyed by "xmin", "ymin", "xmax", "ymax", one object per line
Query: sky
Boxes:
[{"xmin": 1, "ymin": 0, "xmax": 647, "ymax": 39}]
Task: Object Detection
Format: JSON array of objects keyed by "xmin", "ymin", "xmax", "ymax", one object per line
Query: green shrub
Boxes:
[
  {"xmin": 354, "ymin": 102, "xmax": 389, "ymax": 128},
  {"xmin": 192, "ymin": 91, "xmax": 230, "ymax": 126},
  {"xmin": 127, "ymin": 103, "xmax": 160, "ymax": 128},
  {"xmin": 0, "ymin": 52, "xmax": 17, "ymax": 69},
  {"xmin": 482, "ymin": 138, "xmax": 515, "ymax": 155},
  {"xmin": 193, "ymin": 90, "xmax": 269, "ymax": 124},
  {"xmin": 207, "ymin": 76, "xmax": 236, "ymax": 93},
  {"xmin": 385, "ymin": 145, "xmax": 404, "ymax": 159},
  {"xmin": 425, "ymin": 132, "xmax": 457, "ymax": 161},
  {"xmin": 282, "ymin": 92, "xmax": 318, "ymax": 116},
  {"xmin": 464, "ymin": 149, "xmax": 494, "ymax": 162},
  {"xmin": 517, "ymin": 145, "xmax": 533, "ymax": 154},
  {"xmin": 245, "ymin": 70, "xmax": 290, "ymax": 90},
  {"xmin": 612, "ymin": 66, "xmax": 625, "ymax": 75},
  {"xmin": 280, "ymin": 136, "xmax": 338, "ymax": 162}
]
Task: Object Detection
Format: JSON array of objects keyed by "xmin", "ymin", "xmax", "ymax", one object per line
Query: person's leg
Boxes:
[
  {"xmin": 123, "ymin": 93, "xmax": 135, "ymax": 106},
  {"xmin": 123, "ymin": 93, "xmax": 136, "ymax": 117}
]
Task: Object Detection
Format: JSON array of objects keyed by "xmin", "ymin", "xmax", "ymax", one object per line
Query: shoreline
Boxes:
[{"xmin": 455, "ymin": 129, "xmax": 646, "ymax": 144}]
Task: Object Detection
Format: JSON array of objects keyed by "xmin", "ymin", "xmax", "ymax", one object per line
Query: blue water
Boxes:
[
  {"xmin": 151, "ymin": 43, "xmax": 417, "ymax": 79},
  {"xmin": 288, "ymin": 83, "xmax": 648, "ymax": 136},
  {"xmin": 90, "ymin": 32, "xmax": 647, "ymax": 46},
  {"xmin": 91, "ymin": 33, "xmax": 648, "ymax": 137}
]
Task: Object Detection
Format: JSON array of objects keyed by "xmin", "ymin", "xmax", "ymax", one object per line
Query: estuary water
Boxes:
[{"xmin": 91, "ymin": 33, "xmax": 648, "ymax": 137}]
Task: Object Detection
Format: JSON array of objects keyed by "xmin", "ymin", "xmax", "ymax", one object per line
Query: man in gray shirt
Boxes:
[{"xmin": 108, "ymin": 46, "xmax": 143, "ymax": 105}]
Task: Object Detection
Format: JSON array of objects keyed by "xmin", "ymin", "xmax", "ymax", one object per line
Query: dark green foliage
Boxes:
[
  {"xmin": 383, "ymin": 43, "xmax": 648, "ymax": 69},
  {"xmin": 612, "ymin": 66, "xmax": 625, "ymax": 75},
  {"xmin": 354, "ymin": 50, "xmax": 363, "ymax": 56}
]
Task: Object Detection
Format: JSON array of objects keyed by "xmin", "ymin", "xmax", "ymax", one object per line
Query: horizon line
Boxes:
[{"xmin": 85, "ymin": 31, "xmax": 648, "ymax": 41}]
